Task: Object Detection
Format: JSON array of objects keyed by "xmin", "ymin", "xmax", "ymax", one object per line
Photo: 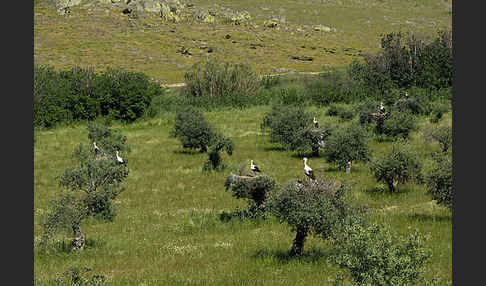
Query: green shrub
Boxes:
[
  {"xmin": 429, "ymin": 101, "xmax": 450, "ymax": 123},
  {"xmin": 171, "ymin": 106, "xmax": 218, "ymax": 153},
  {"xmin": 382, "ymin": 110, "xmax": 418, "ymax": 139},
  {"xmin": 87, "ymin": 123, "xmax": 131, "ymax": 156},
  {"xmin": 326, "ymin": 103, "xmax": 355, "ymax": 121},
  {"xmin": 425, "ymin": 154, "xmax": 453, "ymax": 211},
  {"xmin": 355, "ymin": 99, "xmax": 381, "ymax": 125},
  {"xmin": 323, "ymin": 124, "xmax": 371, "ymax": 170},
  {"xmin": 183, "ymin": 59, "xmax": 261, "ymax": 100},
  {"xmin": 202, "ymin": 135, "xmax": 234, "ymax": 172},
  {"xmin": 423, "ymin": 125, "xmax": 452, "ymax": 153},
  {"xmin": 369, "ymin": 140, "xmax": 422, "ymax": 192},
  {"xmin": 331, "ymin": 223, "xmax": 431, "ymax": 286},
  {"xmin": 261, "ymin": 105, "xmax": 312, "ymax": 148},
  {"xmin": 268, "ymin": 178, "xmax": 353, "ymax": 256}
]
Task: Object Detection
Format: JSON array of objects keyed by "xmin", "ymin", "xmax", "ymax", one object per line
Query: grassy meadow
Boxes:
[
  {"xmin": 34, "ymin": 0, "xmax": 452, "ymax": 84},
  {"xmin": 34, "ymin": 104, "xmax": 452, "ymax": 285}
]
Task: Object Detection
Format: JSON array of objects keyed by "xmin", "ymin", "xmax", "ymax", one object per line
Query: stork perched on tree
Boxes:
[
  {"xmin": 250, "ymin": 160, "xmax": 261, "ymax": 173},
  {"xmin": 313, "ymin": 117, "xmax": 319, "ymax": 128},
  {"xmin": 93, "ymin": 141, "xmax": 100, "ymax": 155},
  {"xmin": 302, "ymin": 157, "xmax": 315, "ymax": 180},
  {"xmin": 405, "ymin": 92, "xmax": 409, "ymax": 100},
  {"xmin": 115, "ymin": 151, "xmax": 126, "ymax": 166}
]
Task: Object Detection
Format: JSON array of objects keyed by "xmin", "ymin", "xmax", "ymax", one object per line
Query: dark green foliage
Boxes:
[
  {"xmin": 382, "ymin": 109, "xmax": 418, "ymax": 139},
  {"xmin": 260, "ymin": 75, "xmax": 281, "ymax": 89},
  {"xmin": 331, "ymin": 223, "xmax": 431, "ymax": 286},
  {"xmin": 33, "ymin": 65, "xmax": 163, "ymax": 128},
  {"xmin": 307, "ymin": 68, "xmax": 356, "ymax": 105},
  {"xmin": 292, "ymin": 126, "xmax": 333, "ymax": 157},
  {"xmin": 423, "ymin": 125, "xmax": 452, "ymax": 153},
  {"xmin": 425, "ymin": 154, "xmax": 453, "ymax": 211},
  {"xmin": 323, "ymin": 124, "xmax": 371, "ymax": 170},
  {"xmin": 261, "ymin": 105, "xmax": 312, "ymax": 149},
  {"xmin": 172, "ymin": 106, "xmax": 218, "ymax": 152},
  {"xmin": 267, "ymin": 178, "xmax": 352, "ymax": 256},
  {"xmin": 202, "ymin": 135, "xmax": 234, "ymax": 172},
  {"xmin": 95, "ymin": 68, "xmax": 162, "ymax": 122},
  {"xmin": 369, "ymin": 140, "xmax": 422, "ymax": 192},
  {"xmin": 224, "ymin": 173, "xmax": 277, "ymax": 213},
  {"xmin": 184, "ymin": 59, "xmax": 261, "ymax": 99},
  {"xmin": 40, "ymin": 127, "xmax": 130, "ymax": 250}
]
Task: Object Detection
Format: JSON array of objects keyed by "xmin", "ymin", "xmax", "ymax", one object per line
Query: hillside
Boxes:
[{"xmin": 34, "ymin": 0, "xmax": 452, "ymax": 84}]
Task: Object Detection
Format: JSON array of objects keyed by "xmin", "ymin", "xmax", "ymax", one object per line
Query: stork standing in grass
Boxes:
[
  {"xmin": 115, "ymin": 151, "xmax": 126, "ymax": 166},
  {"xmin": 250, "ymin": 160, "xmax": 261, "ymax": 174},
  {"xmin": 93, "ymin": 141, "xmax": 100, "ymax": 155},
  {"xmin": 302, "ymin": 157, "xmax": 315, "ymax": 180},
  {"xmin": 313, "ymin": 117, "xmax": 319, "ymax": 128}
]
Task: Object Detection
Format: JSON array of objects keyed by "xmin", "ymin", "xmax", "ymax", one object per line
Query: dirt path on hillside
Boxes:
[{"xmin": 160, "ymin": 71, "xmax": 324, "ymax": 88}]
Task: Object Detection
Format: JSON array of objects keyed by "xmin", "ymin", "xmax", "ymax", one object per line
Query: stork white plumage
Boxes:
[
  {"xmin": 250, "ymin": 160, "xmax": 261, "ymax": 173},
  {"xmin": 115, "ymin": 151, "xmax": 126, "ymax": 165},
  {"xmin": 313, "ymin": 117, "xmax": 319, "ymax": 128},
  {"xmin": 346, "ymin": 161, "xmax": 351, "ymax": 174},
  {"xmin": 405, "ymin": 92, "xmax": 409, "ymax": 99},
  {"xmin": 379, "ymin": 102, "xmax": 385, "ymax": 113},
  {"xmin": 302, "ymin": 157, "xmax": 315, "ymax": 180},
  {"xmin": 93, "ymin": 141, "xmax": 100, "ymax": 154}
]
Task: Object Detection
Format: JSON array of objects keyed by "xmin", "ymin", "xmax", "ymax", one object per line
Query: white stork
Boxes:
[
  {"xmin": 93, "ymin": 141, "xmax": 100, "ymax": 155},
  {"xmin": 405, "ymin": 92, "xmax": 409, "ymax": 100},
  {"xmin": 313, "ymin": 117, "xmax": 319, "ymax": 128},
  {"xmin": 302, "ymin": 157, "xmax": 315, "ymax": 180},
  {"xmin": 250, "ymin": 160, "xmax": 261, "ymax": 173},
  {"xmin": 115, "ymin": 151, "xmax": 126, "ymax": 166},
  {"xmin": 346, "ymin": 161, "xmax": 351, "ymax": 174}
]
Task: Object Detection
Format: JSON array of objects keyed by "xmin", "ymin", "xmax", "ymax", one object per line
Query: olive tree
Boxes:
[
  {"xmin": 267, "ymin": 178, "xmax": 352, "ymax": 256},
  {"xmin": 40, "ymin": 125, "xmax": 130, "ymax": 251},
  {"xmin": 261, "ymin": 104, "xmax": 331, "ymax": 156},
  {"xmin": 171, "ymin": 106, "xmax": 218, "ymax": 153},
  {"xmin": 369, "ymin": 140, "xmax": 422, "ymax": 192},
  {"xmin": 425, "ymin": 154, "xmax": 453, "ymax": 211},
  {"xmin": 423, "ymin": 125, "xmax": 452, "ymax": 153},
  {"xmin": 382, "ymin": 109, "xmax": 418, "ymax": 140},
  {"xmin": 224, "ymin": 173, "xmax": 277, "ymax": 214},
  {"xmin": 323, "ymin": 124, "xmax": 371, "ymax": 171},
  {"xmin": 331, "ymin": 223, "xmax": 431, "ymax": 286}
]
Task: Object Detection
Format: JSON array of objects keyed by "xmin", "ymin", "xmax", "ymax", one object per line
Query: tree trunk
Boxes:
[
  {"xmin": 200, "ymin": 145, "xmax": 207, "ymax": 153},
  {"xmin": 71, "ymin": 224, "xmax": 85, "ymax": 251},
  {"xmin": 290, "ymin": 227, "xmax": 308, "ymax": 257},
  {"xmin": 312, "ymin": 145, "xmax": 319, "ymax": 157},
  {"xmin": 387, "ymin": 180, "xmax": 395, "ymax": 193}
]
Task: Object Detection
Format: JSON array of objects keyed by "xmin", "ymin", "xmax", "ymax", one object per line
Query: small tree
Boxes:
[
  {"xmin": 331, "ymin": 223, "xmax": 431, "ymax": 286},
  {"xmin": 171, "ymin": 106, "xmax": 217, "ymax": 153},
  {"xmin": 267, "ymin": 178, "xmax": 352, "ymax": 256},
  {"xmin": 202, "ymin": 135, "xmax": 234, "ymax": 171},
  {"xmin": 423, "ymin": 125, "xmax": 452, "ymax": 153},
  {"xmin": 40, "ymin": 126, "xmax": 130, "ymax": 251},
  {"xmin": 87, "ymin": 122, "xmax": 131, "ymax": 156},
  {"xmin": 425, "ymin": 154, "xmax": 453, "ymax": 211},
  {"xmin": 370, "ymin": 140, "xmax": 422, "ymax": 192},
  {"xmin": 323, "ymin": 124, "xmax": 371, "ymax": 170},
  {"xmin": 382, "ymin": 109, "xmax": 418, "ymax": 139}
]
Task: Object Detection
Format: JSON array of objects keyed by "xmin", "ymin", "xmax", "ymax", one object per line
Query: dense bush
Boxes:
[
  {"xmin": 40, "ymin": 126, "xmax": 130, "ymax": 251},
  {"xmin": 355, "ymin": 99, "xmax": 381, "ymax": 125},
  {"xmin": 429, "ymin": 101, "xmax": 450, "ymax": 123},
  {"xmin": 425, "ymin": 154, "xmax": 453, "ymax": 211},
  {"xmin": 33, "ymin": 65, "xmax": 163, "ymax": 128},
  {"xmin": 331, "ymin": 223, "xmax": 431, "ymax": 286},
  {"xmin": 326, "ymin": 103, "xmax": 355, "ymax": 121},
  {"xmin": 183, "ymin": 59, "xmax": 261, "ymax": 100},
  {"xmin": 323, "ymin": 124, "xmax": 371, "ymax": 170},
  {"xmin": 261, "ymin": 105, "xmax": 312, "ymax": 148},
  {"xmin": 268, "ymin": 178, "xmax": 353, "ymax": 256},
  {"xmin": 382, "ymin": 109, "xmax": 418, "ymax": 139},
  {"xmin": 370, "ymin": 140, "xmax": 422, "ymax": 192},
  {"xmin": 171, "ymin": 106, "xmax": 218, "ymax": 153}
]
